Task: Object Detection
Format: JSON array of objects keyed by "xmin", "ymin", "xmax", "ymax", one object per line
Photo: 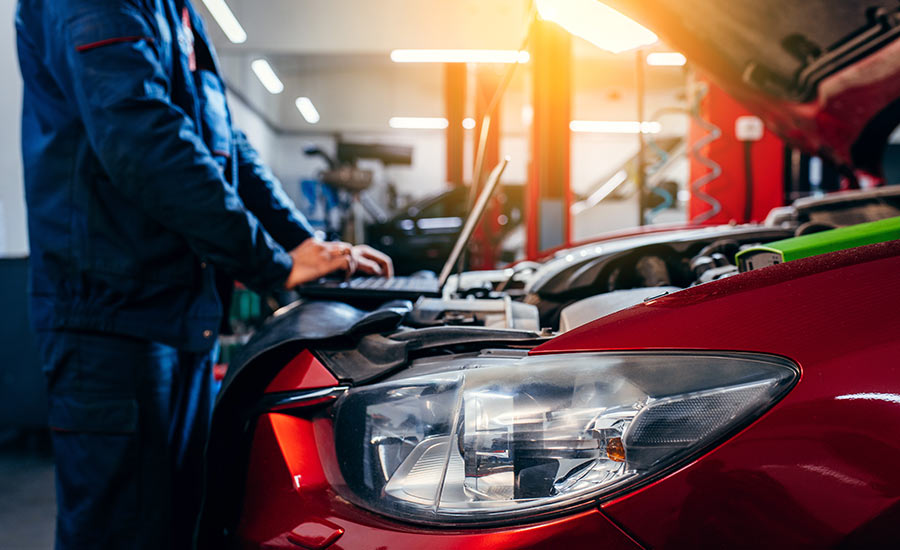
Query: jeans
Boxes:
[{"xmin": 35, "ymin": 330, "xmax": 218, "ymax": 550}]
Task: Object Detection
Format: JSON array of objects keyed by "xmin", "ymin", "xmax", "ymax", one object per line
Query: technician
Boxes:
[{"xmin": 16, "ymin": 1, "xmax": 392, "ymax": 548}]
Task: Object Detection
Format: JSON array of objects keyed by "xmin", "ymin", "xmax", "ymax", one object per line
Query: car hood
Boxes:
[
  {"xmin": 604, "ymin": 0, "xmax": 900, "ymax": 176},
  {"xmin": 525, "ymin": 223, "xmax": 791, "ymax": 296}
]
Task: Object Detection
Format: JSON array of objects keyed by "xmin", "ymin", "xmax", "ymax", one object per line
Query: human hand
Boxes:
[
  {"xmin": 352, "ymin": 244, "xmax": 394, "ymax": 278},
  {"xmin": 284, "ymin": 238, "xmax": 357, "ymax": 288}
]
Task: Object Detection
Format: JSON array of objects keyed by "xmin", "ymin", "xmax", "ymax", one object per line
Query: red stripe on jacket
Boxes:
[{"xmin": 75, "ymin": 36, "xmax": 152, "ymax": 53}]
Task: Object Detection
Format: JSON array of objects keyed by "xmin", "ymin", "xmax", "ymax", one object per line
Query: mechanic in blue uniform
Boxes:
[{"xmin": 16, "ymin": 1, "xmax": 393, "ymax": 548}]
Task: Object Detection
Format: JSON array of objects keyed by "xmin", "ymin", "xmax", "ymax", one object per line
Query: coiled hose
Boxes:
[
  {"xmin": 645, "ymin": 107, "xmax": 688, "ymax": 224},
  {"xmin": 645, "ymin": 126, "xmax": 674, "ymax": 223},
  {"xmin": 689, "ymin": 83, "xmax": 723, "ymax": 224}
]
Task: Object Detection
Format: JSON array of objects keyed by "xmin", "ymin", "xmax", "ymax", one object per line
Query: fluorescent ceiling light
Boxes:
[
  {"xmin": 536, "ymin": 0, "xmax": 657, "ymax": 54},
  {"xmin": 417, "ymin": 217, "xmax": 463, "ymax": 230},
  {"xmin": 462, "ymin": 117, "xmax": 476, "ymax": 130},
  {"xmin": 200, "ymin": 0, "xmax": 247, "ymax": 44},
  {"xmin": 570, "ymin": 120, "xmax": 662, "ymax": 134},
  {"xmin": 390, "ymin": 49, "xmax": 530, "ymax": 64},
  {"xmin": 295, "ymin": 97, "xmax": 320, "ymax": 124},
  {"xmin": 250, "ymin": 59, "xmax": 284, "ymax": 94},
  {"xmin": 389, "ymin": 117, "xmax": 449, "ymax": 130},
  {"xmin": 647, "ymin": 52, "xmax": 687, "ymax": 66}
]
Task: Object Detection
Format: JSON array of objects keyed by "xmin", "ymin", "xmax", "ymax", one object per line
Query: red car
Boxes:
[{"xmin": 196, "ymin": 2, "xmax": 900, "ymax": 548}]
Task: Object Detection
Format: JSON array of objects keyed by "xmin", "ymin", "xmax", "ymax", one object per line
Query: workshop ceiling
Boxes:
[
  {"xmin": 201, "ymin": 0, "xmax": 533, "ymax": 55},
  {"xmin": 196, "ymin": 0, "xmax": 687, "ymax": 134}
]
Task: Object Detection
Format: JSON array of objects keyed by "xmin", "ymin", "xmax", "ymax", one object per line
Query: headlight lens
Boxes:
[{"xmin": 332, "ymin": 352, "xmax": 796, "ymax": 524}]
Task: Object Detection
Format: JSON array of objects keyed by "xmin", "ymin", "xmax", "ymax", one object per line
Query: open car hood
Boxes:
[{"xmin": 604, "ymin": 0, "xmax": 900, "ymax": 176}]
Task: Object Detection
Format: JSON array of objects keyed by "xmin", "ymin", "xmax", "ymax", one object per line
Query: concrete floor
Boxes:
[{"xmin": 0, "ymin": 434, "xmax": 56, "ymax": 550}]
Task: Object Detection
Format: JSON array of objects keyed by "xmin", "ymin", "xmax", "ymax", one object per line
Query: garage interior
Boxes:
[{"xmin": 2, "ymin": 1, "xmax": 900, "ymax": 549}]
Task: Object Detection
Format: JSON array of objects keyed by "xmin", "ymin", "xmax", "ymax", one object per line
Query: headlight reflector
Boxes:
[{"xmin": 333, "ymin": 352, "xmax": 796, "ymax": 524}]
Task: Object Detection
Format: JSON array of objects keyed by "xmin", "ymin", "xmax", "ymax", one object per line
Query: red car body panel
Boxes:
[
  {"xmin": 536, "ymin": 240, "xmax": 900, "ymax": 547},
  {"xmin": 264, "ymin": 350, "xmax": 338, "ymax": 394}
]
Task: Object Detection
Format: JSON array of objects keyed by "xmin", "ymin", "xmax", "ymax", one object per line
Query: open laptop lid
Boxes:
[{"xmin": 436, "ymin": 157, "xmax": 510, "ymax": 287}]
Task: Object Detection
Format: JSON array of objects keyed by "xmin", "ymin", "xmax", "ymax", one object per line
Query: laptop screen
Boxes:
[{"xmin": 436, "ymin": 157, "xmax": 510, "ymax": 287}]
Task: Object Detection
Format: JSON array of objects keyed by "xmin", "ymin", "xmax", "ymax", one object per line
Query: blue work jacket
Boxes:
[{"xmin": 16, "ymin": 0, "xmax": 313, "ymax": 351}]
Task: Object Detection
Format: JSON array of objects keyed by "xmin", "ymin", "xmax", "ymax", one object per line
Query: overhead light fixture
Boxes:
[
  {"xmin": 390, "ymin": 49, "xmax": 530, "ymax": 64},
  {"xmin": 200, "ymin": 0, "xmax": 247, "ymax": 44},
  {"xmin": 647, "ymin": 52, "xmax": 687, "ymax": 66},
  {"xmin": 295, "ymin": 97, "xmax": 320, "ymax": 124},
  {"xmin": 250, "ymin": 59, "xmax": 284, "ymax": 94},
  {"xmin": 462, "ymin": 117, "xmax": 477, "ymax": 130},
  {"xmin": 389, "ymin": 117, "xmax": 449, "ymax": 129},
  {"xmin": 570, "ymin": 120, "xmax": 662, "ymax": 134},
  {"xmin": 536, "ymin": 0, "xmax": 657, "ymax": 54}
]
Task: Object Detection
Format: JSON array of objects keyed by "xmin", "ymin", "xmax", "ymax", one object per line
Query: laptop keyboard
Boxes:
[{"xmin": 343, "ymin": 276, "xmax": 438, "ymax": 291}]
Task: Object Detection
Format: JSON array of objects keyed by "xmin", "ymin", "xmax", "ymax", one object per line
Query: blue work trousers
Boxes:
[{"xmin": 36, "ymin": 330, "xmax": 218, "ymax": 550}]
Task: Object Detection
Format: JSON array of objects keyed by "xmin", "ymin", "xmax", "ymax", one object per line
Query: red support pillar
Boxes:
[
  {"xmin": 688, "ymin": 77, "xmax": 784, "ymax": 224},
  {"xmin": 444, "ymin": 63, "xmax": 466, "ymax": 187},
  {"xmin": 635, "ymin": 49, "xmax": 647, "ymax": 226},
  {"xmin": 528, "ymin": 19, "xmax": 571, "ymax": 259},
  {"xmin": 469, "ymin": 64, "xmax": 504, "ymax": 270},
  {"xmin": 473, "ymin": 65, "xmax": 502, "ymax": 183}
]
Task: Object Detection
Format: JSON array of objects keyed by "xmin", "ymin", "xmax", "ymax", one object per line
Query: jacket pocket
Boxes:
[
  {"xmin": 48, "ymin": 394, "xmax": 138, "ymax": 434},
  {"xmin": 67, "ymin": 5, "xmax": 157, "ymax": 55},
  {"xmin": 197, "ymin": 70, "xmax": 233, "ymax": 165}
]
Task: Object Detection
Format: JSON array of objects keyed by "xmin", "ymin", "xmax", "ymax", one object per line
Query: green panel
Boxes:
[{"xmin": 736, "ymin": 215, "xmax": 900, "ymax": 271}]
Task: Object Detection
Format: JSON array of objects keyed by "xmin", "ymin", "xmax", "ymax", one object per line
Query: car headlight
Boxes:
[{"xmin": 332, "ymin": 351, "xmax": 797, "ymax": 525}]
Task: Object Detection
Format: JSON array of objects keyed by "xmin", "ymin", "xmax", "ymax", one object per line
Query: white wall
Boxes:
[
  {"xmin": 229, "ymin": 86, "xmax": 450, "ymax": 208},
  {"xmin": 227, "ymin": 91, "xmax": 331, "ymax": 211},
  {"xmin": 1, "ymin": 0, "xmax": 26, "ymax": 257},
  {"xmin": 219, "ymin": 32, "xmax": 691, "ymax": 242},
  {"xmin": 230, "ymin": 87, "xmax": 686, "ymax": 236},
  {"xmin": 227, "ymin": 89, "xmax": 278, "ymax": 164},
  {"xmin": 268, "ymin": 133, "xmax": 336, "ymax": 208}
]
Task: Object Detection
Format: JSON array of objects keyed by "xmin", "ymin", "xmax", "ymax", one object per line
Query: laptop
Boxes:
[{"xmin": 296, "ymin": 157, "xmax": 509, "ymax": 301}]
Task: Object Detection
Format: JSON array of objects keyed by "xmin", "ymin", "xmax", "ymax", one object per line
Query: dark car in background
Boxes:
[{"xmin": 367, "ymin": 184, "xmax": 524, "ymax": 275}]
